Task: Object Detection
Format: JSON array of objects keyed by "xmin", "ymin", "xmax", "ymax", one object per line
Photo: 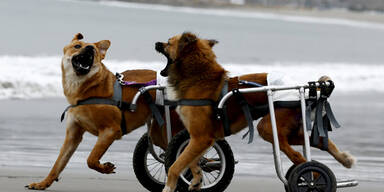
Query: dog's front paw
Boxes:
[
  {"xmin": 101, "ymin": 162, "xmax": 116, "ymax": 174},
  {"xmin": 25, "ymin": 182, "xmax": 50, "ymax": 190},
  {"xmin": 162, "ymin": 186, "xmax": 174, "ymax": 192},
  {"xmin": 188, "ymin": 176, "xmax": 203, "ymax": 191}
]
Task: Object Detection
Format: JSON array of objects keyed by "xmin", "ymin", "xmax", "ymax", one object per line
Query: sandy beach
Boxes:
[
  {"xmin": 1, "ymin": 166, "xmax": 383, "ymax": 192},
  {"xmin": 0, "ymin": 94, "xmax": 383, "ymax": 191}
]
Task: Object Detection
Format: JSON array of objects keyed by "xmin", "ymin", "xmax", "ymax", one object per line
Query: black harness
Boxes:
[
  {"xmin": 61, "ymin": 76, "xmax": 341, "ymax": 150},
  {"xmin": 61, "ymin": 79, "xmax": 131, "ymax": 135},
  {"xmin": 218, "ymin": 80, "xmax": 340, "ymax": 150},
  {"xmin": 308, "ymin": 81, "xmax": 341, "ymax": 150},
  {"xmin": 158, "ymin": 79, "xmax": 340, "ymax": 150}
]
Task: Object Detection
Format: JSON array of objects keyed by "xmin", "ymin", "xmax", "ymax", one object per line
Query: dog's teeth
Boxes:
[{"xmin": 79, "ymin": 64, "xmax": 89, "ymax": 70}]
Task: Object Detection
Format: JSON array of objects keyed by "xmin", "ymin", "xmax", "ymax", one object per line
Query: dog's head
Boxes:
[
  {"xmin": 62, "ymin": 33, "xmax": 110, "ymax": 76},
  {"xmin": 155, "ymin": 32, "xmax": 218, "ymax": 77}
]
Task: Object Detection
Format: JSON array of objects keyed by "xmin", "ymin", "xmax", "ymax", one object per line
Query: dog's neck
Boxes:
[{"xmin": 61, "ymin": 56, "xmax": 114, "ymax": 105}]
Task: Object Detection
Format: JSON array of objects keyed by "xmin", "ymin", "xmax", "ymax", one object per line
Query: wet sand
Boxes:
[
  {"xmin": 1, "ymin": 166, "xmax": 383, "ymax": 192},
  {"xmin": 0, "ymin": 94, "xmax": 384, "ymax": 191}
]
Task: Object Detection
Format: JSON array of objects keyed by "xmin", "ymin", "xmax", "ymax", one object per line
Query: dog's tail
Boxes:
[{"xmin": 318, "ymin": 75, "xmax": 332, "ymax": 82}]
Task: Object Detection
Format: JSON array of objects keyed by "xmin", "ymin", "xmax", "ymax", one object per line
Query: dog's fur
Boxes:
[
  {"xmin": 156, "ymin": 32, "xmax": 356, "ymax": 192},
  {"xmin": 26, "ymin": 33, "xmax": 165, "ymax": 190}
]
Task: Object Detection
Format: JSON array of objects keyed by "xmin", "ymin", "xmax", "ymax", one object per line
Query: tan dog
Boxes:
[
  {"xmin": 156, "ymin": 32, "xmax": 356, "ymax": 192},
  {"xmin": 26, "ymin": 33, "xmax": 160, "ymax": 190}
]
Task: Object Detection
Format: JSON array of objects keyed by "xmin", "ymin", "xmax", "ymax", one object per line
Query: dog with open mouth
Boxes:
[
  {"xmin": 25, "ymin": 33, "xmax": 171, "ymax": 190},
  {"xmin": 156, "ymin": 32, "xmax": 356, "ymax": 192}
]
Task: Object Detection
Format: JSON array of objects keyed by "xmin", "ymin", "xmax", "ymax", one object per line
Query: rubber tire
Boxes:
[
  {"xmin": 133, "ymin": 133, "xmax": 165, "ymax": 192},
  {"xmin": 284, "ymin": 164, "xmax": 297, "ymax": 192},
  {"xmin": 288, "ymin": 161, "xmax": 337, "ymax": 192},
  {"xmin": 165, "ymin": 129, "xmax": 235, "ymax": 192}
]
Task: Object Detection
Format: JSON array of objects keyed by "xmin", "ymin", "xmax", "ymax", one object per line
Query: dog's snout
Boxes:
[
  {"xmin": 155, "ymin": 42, "xmax": 164, "ymax": 52},
  {"xmin": 160, "ymin": 69, "xmax": 168, "ymax": 77}
]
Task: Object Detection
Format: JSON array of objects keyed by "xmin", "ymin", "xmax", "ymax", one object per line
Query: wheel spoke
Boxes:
[
  {"xmin": 301, "ymin": 172, "xmax": 313, "ymax": 183},
  {"xmin": 156, "ymin": 165, "xmax": 162, "ymax": 180},
  {"xmin": 147, "ymin": 161, "xmax": 160, "ymax": 166},
  {"xmin": 314, "ymin": 184, "xmax": 328, "ymax": 191},
  {"xmin": 209, "ymin": 150, "xmax": 218, "ymax": 159},
  {"xmin": 205, "ymin": 147, "xmax": 213, "ymax": 156},
  {"xmin": 208, "ymin": 171, "xmax": 218, "ymax": 182},
  {"xmin": 149, "ymin": 162, "xmax": 161, "ymax": 172},
  {"xmin": 297, "ymin": 184, "xmax": 309, "ymax": 192},
  {"xmin": 204, "ymin": 171, "xmax": 211, "ymax": 184},
  {"xmin": 153, "ymin": 164, "xmax": 162, "ymax": 178},
  {"xmin": 314, "ymin": 174, "xmax": 326, "ymax": 186}
]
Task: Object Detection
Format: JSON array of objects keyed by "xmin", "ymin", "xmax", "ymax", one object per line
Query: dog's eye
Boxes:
[{"xmin": 74, "ymin": 44, "xmax": 81, "ymax": 49}]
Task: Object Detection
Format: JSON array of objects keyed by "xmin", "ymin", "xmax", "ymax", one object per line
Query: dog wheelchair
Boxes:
[
  {"xmin": 213, "ymin": 80, "xmax": 359, "ymax": 192},
  {"xmin": 131, "ymin": 79, "xmax": 358, "ymax": 192},
  {"xmin": 130, "ymin": 85, "xmax": 236, "ymax": 192}
]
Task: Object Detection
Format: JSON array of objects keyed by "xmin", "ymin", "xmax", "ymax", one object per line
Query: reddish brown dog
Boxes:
[
  {"xmin": 26, "ymin": 33, "xmax": 167, "ymax": 190},
  {"xmin": 156, "ymin": 32, "xmax": 356, "ymax": 192}
]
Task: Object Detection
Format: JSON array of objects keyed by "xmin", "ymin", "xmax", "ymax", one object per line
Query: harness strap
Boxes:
[
  {"xmin": 220, "ymin": 80, "xmax": 232, "ymax": 137},
  {"xmin": 305, "ymin": 102, "xmax": 313, "ymax": 131},
  {"xmin": 308, "ymin": 81, "xmax": 318, "ymax": 101},
  {"xmin": 315, "ymin": 100, "xmax": 326, "ymax": 137},
  {"xmin": 61, "ymin": 105, "xmax": 75, "ymax": 122},
  {"xmin": 324, "ymin": 101, "xmax": 341, "ymax": 129},
  {"xmin": 112, "ymin": 79, "xmax": 122, "ymax": 101},
  {"xmin": 112, "ymin": 81, "xmax": 127, "ymax": 135},
  {"xmin": 221, "ymin": 80, "xmax": 265, "ymax": 140},
  {"xmin": 143, "ymin": 91, "xmax": 165, "ymax": 127},
  {"xmin": 322, "ymin": 115, "xmax": 330, "ymax": 150},
  {"xmin": 310, "ymin": 80, "xmax": 339, "ymax": 151},
  {"xmin": 60, "ymin": 98, "xmax": 121, "ymax": 122},
  {"xmin": 230, "ymin": 89, "xmax": 255, "ymax": 144}
]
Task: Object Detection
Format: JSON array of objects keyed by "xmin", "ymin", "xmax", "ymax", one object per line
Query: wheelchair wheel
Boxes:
[
  {"xmin": 165, "ymin": 130, "xmax": 235, "ymax": 192},
  {"xmin": 284, "ymin": 164, "xmax": 297, "ymax": 192},
  {"xmin": 133, "ymin": 133, "xmax": 166, "ymax": 192},
  {"xmin": 287, "ymin": 161, "xmax": 336, "ymax": 192}
]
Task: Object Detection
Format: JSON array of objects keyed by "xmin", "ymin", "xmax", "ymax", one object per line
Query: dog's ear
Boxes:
[
  {"xmin": 207, "ymin": 39, "xmax": 218, "ymax": 47},
  {"xmin": 95, "ymin": 40, "xmax": 111, "ymax": 60},
  {"xmin": 177, "ymin": 32, "xmax": 198, "ymax": 54},
  {"xmin": 72, "ymin": 33, "xmax": 84, "ymax": 42}
]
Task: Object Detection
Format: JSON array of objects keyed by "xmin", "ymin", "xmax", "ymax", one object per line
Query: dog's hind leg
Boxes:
[
  {"xmin": 87, "ymin": 127, "xmax": 120, "ymax": 174},
  {"xmin": 26, "ymin": 118, "xmax": 85, "ymax": 190},
  {"xmin": 287, "ymin": 127, "xmax": 356, "ymax": 168},
  {"xmin": 257, "ymin": 109, "xmax": 307, "ymax": 165},
  {"xmin": 320, "ymin": 139, "xmax": 356, "ymax": 168},
  {"xmin": 163, "ymin": 136, "xmax": 214, "ymax": 192}
]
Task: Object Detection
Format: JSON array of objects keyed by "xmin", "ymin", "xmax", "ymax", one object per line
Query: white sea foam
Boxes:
[
  {"xmin": 99, "ymin": 0, "xmax": 384, "ymax": 30},
  {"xmin": 0, "ymin": 55, "xmax": 383, "ymax": 99}
]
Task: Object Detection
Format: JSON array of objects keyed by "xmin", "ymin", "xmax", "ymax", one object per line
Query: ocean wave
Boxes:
[
  {"xmin": 99, "ymin": 0, "xmax": 384, "ymax": 30},
  {"xmin": 0, "ymin": 55, "xmax": 383, "ymax": 99}
]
